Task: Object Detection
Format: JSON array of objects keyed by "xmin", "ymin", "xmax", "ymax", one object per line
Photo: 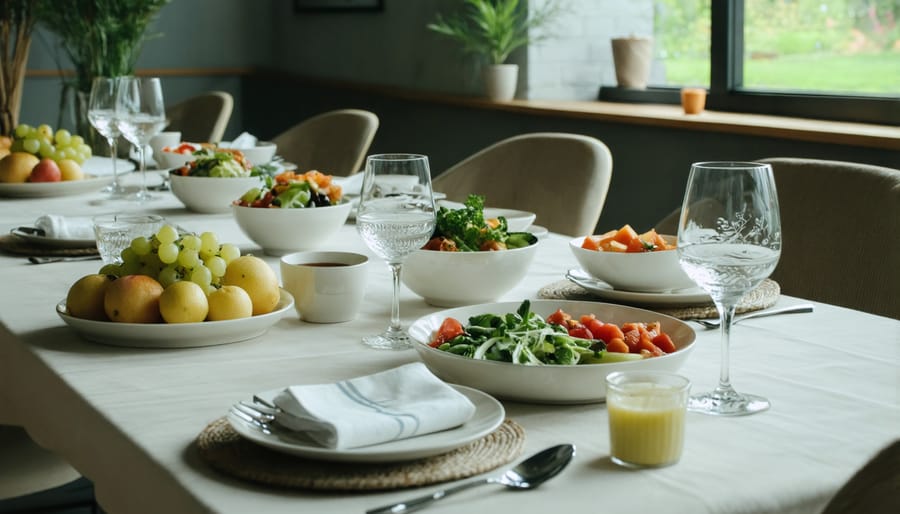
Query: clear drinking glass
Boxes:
[
  {"xmin": 116, "ymin": 76, "xmax": 167, "ymax": 202},
  {"xmin": 676, "ymin": 161, "xmax": 781, "ymax": 416},
  {"xmin": 356, "ymin": 154, "xmax": 436, "ymax": 350},
  {"xmin": 92, "ymin": 214, "xmax": 165, "ymax": 265},
  {"xmin": 88, "ymin": 77, "xmax": 127, "ymax": 197}
]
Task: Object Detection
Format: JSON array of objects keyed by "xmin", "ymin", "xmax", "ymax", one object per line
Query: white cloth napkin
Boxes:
[
  {"xmin": 34, "ymin": 215, "xmax": 95, "ymax": 240},
  {"xmin": 332, "ymin": 173, "xmax": 364, "ymax": 196},
  {"xmin": 271, "ymin": 362, "xmax": 476, "ymax": 449},
  {"xmin": 220, "ymin": 132, "xmax": 258, "ymax": 149}
]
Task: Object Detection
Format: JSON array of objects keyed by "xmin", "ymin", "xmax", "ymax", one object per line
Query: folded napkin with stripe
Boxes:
[
  {"xmin": 34, "ymin": 215, "xmax": 95, "ymax": 240},
  {"xmin": 272, "ymin": 362, "xmax": 476, "ymax": 449}
]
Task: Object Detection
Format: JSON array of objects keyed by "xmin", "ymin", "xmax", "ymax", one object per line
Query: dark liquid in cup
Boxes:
[{"xmin": 304, "ymin": 262, "xmax": 348, "ymax": 267}]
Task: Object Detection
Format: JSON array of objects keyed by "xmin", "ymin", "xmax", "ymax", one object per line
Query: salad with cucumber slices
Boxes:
[{"xmin": 428, "ymin": 300, "xmax": 656, "ymax": 366}]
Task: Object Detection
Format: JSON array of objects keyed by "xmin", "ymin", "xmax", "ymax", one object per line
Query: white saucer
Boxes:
[
  {"xmin": 227, "ymin": 384, "xmax": 504, "ymax": 462},
  {"xmin": 566, "ymin": 268, "xmax": 711, "ymax": 306}
]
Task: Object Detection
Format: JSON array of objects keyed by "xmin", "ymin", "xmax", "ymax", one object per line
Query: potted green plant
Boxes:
[
  {"xmin": 36, "ymin": 0, "xmax": 170, "ymax": 146},
  {"xmin": 0, "ymin": 0, "xmax": 38, "ymax": 136},
  {"xmin": 428, "ymin": 0, "xmax": 562, "ymax": 101}
]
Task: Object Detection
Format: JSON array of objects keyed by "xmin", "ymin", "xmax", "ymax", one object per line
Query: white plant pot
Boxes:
[
  {"xmin": 484, "ymin": 64, "xmax": 518, "ymax": 101},
  {"xmin": 611, "ymin": 37, "xmax": 653, "ymax": 89}
]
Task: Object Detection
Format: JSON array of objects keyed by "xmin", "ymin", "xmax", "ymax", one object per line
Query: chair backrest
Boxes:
[
  {"xmin": 0, "ymin": 425, "xmax": 83, "ymax": 503},
  {"xmin": 272, "ymin": 109, "xmax": 379, "ymax": 176},
  {"xmin": 165, "ymin": 91, "xmax": 234, "ymax": 143},
  {"xmin": 757, "ymin": 157, "xmax": 899, "ymax": 319},
  {"xmin": 432, "ymin": 133, "xmax": 613, "ymax": 237},
  {"xmin": 657, "ymin": 158, "xmax": 900, "ymax": 319}
]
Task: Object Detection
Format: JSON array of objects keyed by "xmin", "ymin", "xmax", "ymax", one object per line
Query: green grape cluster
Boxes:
[
  {"xmin": 11, "ymin": 124, "xmax": 92, "ymax": 164},
  {"xmin": 98, "ymin": 224, "xmax": 242, "ymax": 293}
]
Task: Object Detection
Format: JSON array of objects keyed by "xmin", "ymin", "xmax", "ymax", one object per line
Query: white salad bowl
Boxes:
[
  {"xmin": 569, "ymin": 235, "xmax": 697, "ymax": 293},
  {"xmin": 230, "ymin": 141, "xmax": 277, "ymax": 166},
  {"xmin": 232, "ymin": 201, "xmax": 352, "ymax": 256},
  {"xmin": 156, "ymin": 145, "xmax": 200, "ymax": 170},
  {"xmin": 409, "ymin": 299, "xmax": 696, "ymax": 404},
  {"xmin": 170, "ymin": 174, "xmax": 262, "ymax": 214},
  {"xmin": 402, "ymin": 240, "xmax": 539, "ymax": 307}
]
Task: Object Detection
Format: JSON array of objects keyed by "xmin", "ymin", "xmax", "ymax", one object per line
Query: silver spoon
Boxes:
[
  {"xmin": 366, "ymin": 444, "xmax": 575, "ymax": 514},
  {"xmin": 691, "ymin": 303, "xmax": 815, "ymax": 329},
  {"xmin": 28, "ymin": 255, "xmax": 101, "ymax": 265}
]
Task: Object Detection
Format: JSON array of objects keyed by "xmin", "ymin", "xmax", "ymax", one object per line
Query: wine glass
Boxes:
[
  {"xmin": 676, "ymin": 161, "xmax": 781, "ymax": 416},
  {"xmin": 87, "ymin": 77, "xmax": 127, "ymax": 197},
  {"xmin": 356, "ymin": 154, "xmax": 436, "ymax": 350},
  {"xmin": 116, "ymin": 76, "xmax": 167, "ymax": 202}
]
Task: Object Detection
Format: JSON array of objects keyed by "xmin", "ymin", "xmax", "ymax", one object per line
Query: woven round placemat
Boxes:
[
  {"xmin": 0, "ymin": 234, "xmax": 98, "ymax": 257},
  {"xmin": 538, "ymin": 278, "xmax": 780, "ymax": 320},
  {"xmin": 195, "ymin": 417, "xmax": 525, "ymax": 491}
]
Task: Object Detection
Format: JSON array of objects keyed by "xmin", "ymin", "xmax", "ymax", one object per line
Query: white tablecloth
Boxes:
[{"xmin": 1, "ymin": 177, "xmax": 898, "ymax": 514}]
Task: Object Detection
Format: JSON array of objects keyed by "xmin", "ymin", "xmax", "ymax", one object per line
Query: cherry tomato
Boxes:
[
  {"xmin": 623, "ymin": 328, "xmax": 642, "ymax": 353},
  {"xmin": 546, "ymin": 309, "xmax": 571, "ymax": 326},
  {"xmin": 592, "ymin": 322, "xmax": 625, "ymax": 344},
  {"xmin": 567, "ymin": 325, "xmax": 593, "ymax": 340},
  {"xmin": 652, "ymin": 333, "xmax": 676, "ymax": 354},
  {"xmin": 430, "ymin": 317, "xmax": 465, "ymax": 347},
  {"xmin": 606, "ymin": 337, "xmax": 630, "ymax": 353}
]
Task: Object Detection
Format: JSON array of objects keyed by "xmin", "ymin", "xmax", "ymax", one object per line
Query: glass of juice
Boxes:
[{"xmin": 606, "ymin": 371, "xmax": 691, "ymax": 468}]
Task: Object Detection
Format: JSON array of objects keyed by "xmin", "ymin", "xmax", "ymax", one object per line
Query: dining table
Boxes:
[{"xmin": 0, "ymin": 169, "xmax": 898, "ymax": 514}]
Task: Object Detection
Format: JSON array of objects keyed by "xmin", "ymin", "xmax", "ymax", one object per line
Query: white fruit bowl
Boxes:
[
  {"xmin": 569, "ymin": 236, "xmax": 696, "ymax": 293},
  {"xmin": 232, "ymin": 202, "xmax": 352, "ymax": 256},
  {"xmin": 170, "ymin": 174, "xmax": 262, "ymax": 214},
  {"xmin": 229, "ymin": 141, "xmax": 277, "ymax": 166}
]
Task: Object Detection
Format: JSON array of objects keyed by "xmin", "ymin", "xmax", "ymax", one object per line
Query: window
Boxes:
[{"xmin": 600, "ymin": 0, "xmax": 899, "ymax": 125}]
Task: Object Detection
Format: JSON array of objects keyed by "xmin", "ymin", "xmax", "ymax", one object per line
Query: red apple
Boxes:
[{"xmin": 28, "ymin": 158, "xmax": 62, "ymax": 183}]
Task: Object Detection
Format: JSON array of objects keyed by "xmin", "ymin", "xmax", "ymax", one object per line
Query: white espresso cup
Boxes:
[{"xmin": 280, "ymin": 251, "xmax": 369, "ymax": 323}]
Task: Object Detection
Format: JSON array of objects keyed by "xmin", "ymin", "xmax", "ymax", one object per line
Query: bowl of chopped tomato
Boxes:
[
  {"xmin": 231, "ymin": 170, "xmax": 351, "ymax": 256},
  {"xmin": 570, "ymin": 224, "xmax": 696, "ymax": 293},
  {"xmin": 408, "ymin": 299, "xmax": 696, "ymax": 404}
]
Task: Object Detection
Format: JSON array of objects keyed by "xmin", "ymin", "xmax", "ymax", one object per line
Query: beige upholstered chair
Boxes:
[
  {"xmin": 822, "ymin": 439, "xmax": 900, "ymax": 514},
  {"xmin": 272, "ymin": 109, "xmax": 379, "ymax": 176},
  {"xmin": 656, "ymin": 158, "xmax": 900, "ymax": 319},
  {"xmin": 165, "ymin": 91, "xmax": 234, "ymax": 143},
  {"xmin": 432, "ymin": 133, "xmax": 613, "ymax": 237},
  {"xmin": 0, "ymin": 425, "xmax": 91, "ymax": 510}
]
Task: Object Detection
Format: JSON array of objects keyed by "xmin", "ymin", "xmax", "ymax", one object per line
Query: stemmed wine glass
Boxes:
[
  {"xmin": 676, "ymin": 161, "xmax": 781, "ymax": 416},
  {"xmin": 87, "ymin": 77, "xmax": 127, "ymax": 197},
  {"xmin": 356, "ymin": 154, "xmax": 436, "ymax": 350},
  {"xmin": 115, "ymin": 76, "xmax": 167, "ymax": 202}
]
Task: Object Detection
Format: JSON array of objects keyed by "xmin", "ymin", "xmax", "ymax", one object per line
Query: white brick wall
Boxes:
[{"xmin": 524, "ymin": 0, "xmax": 655, "ymax": 100}]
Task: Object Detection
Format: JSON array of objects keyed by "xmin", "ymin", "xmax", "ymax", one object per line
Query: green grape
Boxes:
[
  {"xmin": 199, "ymin": 232, "xmax": 218, "ymax": 258},
  {"xmin": 205, "ymin": 255, "xmax": 226, "ymax": 278},
  {"xmin": 181, "ymin": 235, "xmax": 201, "ymax": 251},
  {"xmin": 131, "ymin": 236, "xmax": 152, "ymax": 256},
  {"xmin": 14, "ymin": 124, "xmax": 31, "ymax": 138},
  {"xmin": 77, "ymin": 143, "xmax": 92, "ymax": 156},
  {"xmin": 120, "ymin": 258, "xmax": 141, "ymax": 276},
  {"xmin": 156, "ymin": 225, "xmax": 179, "ymax": 245},
  {"xmin": 121, "ymin": 247, "xmax": 137, "ymax": 264},
  {"xmin": 158, "ymin": 242, "xmax": 179, "ymax": 264},
  {"xmin": 178, "ymin": 248, "xmax": 200, "ymax": 269},
  {"xmin": 54, "ymin": 129, "xmax": 72, "ymax": 146},
  {"xmin": 36, "ymin": 124, "xmax": 53, "ymax": 139},
  {"xmin": 71, "ymin": 135, "xmax": 84, "ymax": 147},
  {"xmin": 190, "ymin": 265, "xmax": 212, "ymax": 288},
  {"xmin": 9, "ymin": 139, "xmax": 24, "ymax": 153},
  {"xmin": 98, "ymin": 263, "xmax": 122, "ymax": 277},
  {"xmin": 218, "ymin": 243, "xmax": 241, "ymax": 264},
  {"xmin": 39, "ymin": 140, "xmax": 55, "ymax": 158},
  {"xmin": 138, "ymin": 264, "xmax": 158, "ymax": 277},
  {"xmin": 158, "ymin": 266, "xmax": 180, "ymax": 287},
  {"xmin": 22, "ymin": 138, "xmax": 39, "ymax": 154}
]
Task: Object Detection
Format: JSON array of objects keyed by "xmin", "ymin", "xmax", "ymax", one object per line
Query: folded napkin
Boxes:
[
  {"xmin": 220, "ymin": 132, "xmax": 258, "ymax": 149},
  {"xmin": 331, "ymin": 173, "xmax": 364, "ymax": 196},
  {"xmin": 34, "ymin": 215, "xmax": 95, "ymax": 240},
  {"xmin": 272, "ymin": 362, "xmax": 476, "ymax": 449}
]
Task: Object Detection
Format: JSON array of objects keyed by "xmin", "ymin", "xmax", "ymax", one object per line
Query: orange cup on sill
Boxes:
[{"xmin": 680, "ymin": 88, "xmax": 706, "ymax": 115}]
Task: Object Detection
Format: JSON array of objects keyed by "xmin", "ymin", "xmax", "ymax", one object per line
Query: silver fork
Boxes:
[{"xmin": 691, "ymin": 304, "xmax": 815, "ymax": 329}]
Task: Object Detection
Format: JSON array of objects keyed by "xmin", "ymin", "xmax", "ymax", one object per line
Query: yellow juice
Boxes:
[{"xmin": 607, "ymin": 383, "xmax": 686, "ymax": 467}]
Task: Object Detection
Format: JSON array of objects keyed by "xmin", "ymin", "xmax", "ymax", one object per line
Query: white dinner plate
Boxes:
[
  {"xmin": 56, "ymin": 289, "xmax": 294, "ymax": 348},
  {"xmin": 0, "ymin": 157, "xmax": 135, "ymax": 198},
  {"xmin": 566, "ymin": 268, "xmax": 711, "ymax": 306},
  {"xmin": 10, "ymin": 227, "xmax": 95, "ymax": 249},
  {"xmin": 409, "ymin": 299, "xmax": 696, "ymax": 404},
  {"xmin": 227, "ymin": 384, "xmax": 505, "ymax": 462}
]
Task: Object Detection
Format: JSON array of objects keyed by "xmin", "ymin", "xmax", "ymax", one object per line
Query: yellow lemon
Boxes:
[
  {"xmin": 207, "ymin": 285, "xmax": 253, "ymax": 321},
  {"xmin": 222, "ymin": 255, "xmax": 279, "ymax": 315},
  {"xmin": 66, "ymin": 274, "xmax": 115, "ymax": 321},
  {"xmin": 0, "ymin": 152, "xmax": 39, "ymax": 183},
  {"xmin": 58, "ymin": 159, "xmax": 84, "ymax": 181},
  {"xmin": 159, "ymin": 281, "xmax": 209, "ymax": 323}
]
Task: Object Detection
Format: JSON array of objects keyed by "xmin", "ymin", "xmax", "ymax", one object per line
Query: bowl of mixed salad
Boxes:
[
  {"xmin": 231, "ymin": 170, "xmax": 352, "ymax": 256},
  {"xmin": 408, "ymin": 299, "xmax": 696, "ymax": 404},
  {"xmin": 402, "ymin": 195, "xmax": 539, "ymax": 307},
  {"xmin": 168, "ymin": 147, "xmax": 266, "ymax": 213}
]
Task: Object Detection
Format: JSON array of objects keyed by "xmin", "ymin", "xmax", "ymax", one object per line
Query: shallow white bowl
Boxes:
[
  {"xmin": 483, "ymin": 208, "xmax": 536, "ymax": 232},
  {"xmin": 232, "ymin": 201, "xmax": 352, "ymax": 256},
  {"xmin": 170, "ymin": 174, "xmax": 262, "ymax": 214},
  {"xmin": 231, "ymin": 141, "xmax": 277, "ymax": 166},
  {"xmin": 402, "ymin": 241, "xmax": 539, "ymax": 307},
  {"xmin": 409, "ymin": 299, "xmax": 696, "ymax": 404},
  {"xmin": 156, "ymin": 146, "xmax": 199, "ymax": 170},
  {"xmin": 569, "ymin": 236, "xmax": 696, "ymax": 293}
]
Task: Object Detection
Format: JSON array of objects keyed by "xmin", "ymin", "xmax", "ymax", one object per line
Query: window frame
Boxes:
[{"xmin": 598, "ymin": 0, "xmax": 899, "ymax": 126}]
